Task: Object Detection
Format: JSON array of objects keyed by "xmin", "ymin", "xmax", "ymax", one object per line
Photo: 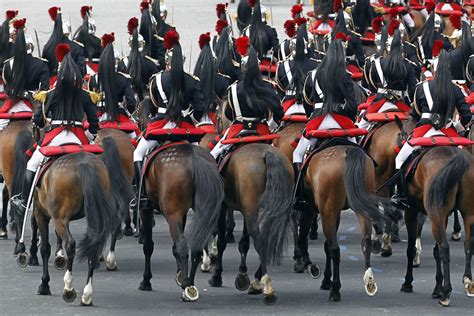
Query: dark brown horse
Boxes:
[
  {"xmin": 304, "ymin": 143, "xmax": 389, "ymax": 301},
  {"xmin": 15, "ymin": 152, "xmax": 120, "ymax": 305},
  {"xmin": 400, "ymin": 147, "xmax": 474, "ymax": 306},
  {"xmin": 208, "ymin": 142, "xmax": 294, "ymax": 305},
  {"xmin": 138, "ymin": 143, "xmax": 224, "ymax": 302}
]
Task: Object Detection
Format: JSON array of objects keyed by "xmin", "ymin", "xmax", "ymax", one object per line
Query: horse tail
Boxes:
[
  {"xmin": 185, "ymin": 148, "xmax": 224, "ymax": 253},
  {"xmin": 100, "ymin": 137, "xmax": 133, "ymax": 220},
  {"xmin": 427, "ymin": 154, "xmax": 470, "ymax": 215},
  {"xmin": 257, "ymin": 151, "xmax": 293, "ymax": 266},
  {"xmin": 344, "ymin": 147, "xmax": 384, "ymax": 225},
  {"xmin": 77, "ymin": 163, "xmax": 117, "ymax": 262},
  {"xmin": 11, "ymin": 130, "xmax": 33, "ymax": 196}
]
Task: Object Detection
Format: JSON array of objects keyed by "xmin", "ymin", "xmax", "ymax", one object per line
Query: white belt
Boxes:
[
  {"xmin": 157, "ymin": 107, "xmax": 167, "ymax": 114},
  {"xmin": 422, "ymin": 82, "xmax": 434, "ymax": 110},
  {"xmin": 283, "ymin": 61, "xmax": 293, "ymax": 85},
  {"xmin": 314, "ymin": 102, "xmax": 323, "ymax": 109},
  {"xmin": 156, "ymin": 73, "xmax": 168, "ymax": 104},
  {"xmin": 421, "ymin": 113, "xmax": 432, "ymax": 119},
  {"xmin": 49, "ymin": 120, "xmax": 83, "ymax": 126},
  {"xmin": 377, "ymin": 88, "xmax": 404, "ymax": 97}
]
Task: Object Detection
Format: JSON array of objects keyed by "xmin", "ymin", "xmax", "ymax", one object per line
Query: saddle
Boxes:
[
  {"xmin": 0, "ymin": 112, "xmax": 33, "ymax": 120},
  {"xmin": 364, "ymin": 112, "xmax": 408, "ymax": 123},
  {"xmin": 306, "ymin": 128, "xmax": 368, "ymax": 139},
  {"xmin": 408, "ymin": 136, "xmax": 474, "ymax": 147}
]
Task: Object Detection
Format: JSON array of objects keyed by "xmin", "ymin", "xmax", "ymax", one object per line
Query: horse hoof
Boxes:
[
  {"xmin": 464, "ymin": 277, "xmax": 474, "ymax": 297},
  {"xmin": 182, "ymin": 286, "xmax": 199, "ymax": 302},
  {"xmin": 381, "ymin": 248, "xmax": 392, "ymax": 257},
  {"xmin": 329, "ymin": 291, "xmax": 341, "ymax": 302},
  {"xmin": 438, "ymin": 298, "xmax": 450, "ymax": 307},
  {"xmin": 13, "ymin": 242, "xmax": 25, "ymax": 256},
  {"xmin": 54, "ymin": 255, "xmax": 66, "ymax": 270},
  {"xmin": 320, "ymin": 279, "xmax": 331, "ymax": 291},
  {"xmin": 226, "ymin": 233, "xmax": 235, "ymax": 244},
  {"xmin": 307, "ymin": 264, "xmax": 321, "ymax": 279},
  {"xmin": 365, "ymin": 281, "xmax": 378, "ymax": 296},
  {"xmin": 37, "ymin": 284, "xmax": 52, "ymax": 295},
  {"xmin": 138, "ymin": 279, "xmax": 152, "ymax": 291},
  {"xmin": 371, "ymin": 240, "xmax": 381, "ymax": 254},
  {"xmin": 451, "ymin": 232, "xmax": 461, "ymax": 241},
  {"xmin": 309, "ymin": 230, "xmax": 318, "ymax": 240},
  {"xmin": 208, "ymin": 275, "xmax": 222, "ymax": 287},
  {"xmin": 28, "ymin": 255, "xmax": 39, "ymax": 266},
  {"xmin": 63, "ymin": 288, "xmax": 77, "ymax": 303},
  {"xmin": 80, "ymin": 298, "xmax": 93, "ymax": 306},
  {"xmin": 17, "ymin": 252, "xmax": 28, "ymax": 268},
  {"xmin": 413, "ymin": 258, "xmax": 421, "ymax": 268},
  {"xmin": 263, "ymin": 292, "xmax": 277, "ymax": 305},
  {"xmin": 200, "ymin": 262, "xmax": 210, "ymax": 273},
  {"xmin": 248, "ymin": 281, "xmax": 263, "ymax": 295},
  {"xmin": 0, "ymin": 228, "xmax": 7, "ymax": 239},
  {"xmin": 106, "ymin": 252, "xmax": 117, "ymax": 271},
  {"xmin": 123, "ymin": 226, "xmax": 134, "ymax": 236},
  {"xmin": 293, "ymin": 259, "xmax": 305, "ymax": 273},
  {"xmin": 400, "ymin": 282, "xmax": 413, "ymax": 293},
  {"xmin": 235, "ymin": 273, "xmax": 250, "ymax": 291},
  {"xmin": 432, "ymin": 287, "xmax": 442, "ymax": 299},
  {"xmin": 175, "ymin": 271, "xmax": 185, "ymax": 287}
]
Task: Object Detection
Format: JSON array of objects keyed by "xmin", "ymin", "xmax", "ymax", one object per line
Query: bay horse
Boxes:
[
  {"xmin": 304, "ymin": 141, "xmax": 390, "ymax": 301},
  {"xmin": 0, "ymin": 121, "xmax": 33, "ymax": 247},
  {"xmin": 138, "ymin": 143, "xmax": 224, "ymax": 302},
  {"xmin": 15, "ymin": 152, "xmax": 120, "ymax": 305},
  {"xmin": 400, "ymin": 147, "xmax": 474, "ymax": 307}
]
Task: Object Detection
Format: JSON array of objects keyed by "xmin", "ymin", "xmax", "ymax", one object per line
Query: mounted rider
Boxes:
[
  {"xmin": 0, "ymin": 18, "xmax": 49, "ymax": 130},
  {"xmin": 139, "ymin": 1, "xmax": 166, "ymax": 70},
  {"xmin": 209, "ymin": 46, "xmax": 283, "ymax": 160},
  {"xmin": 11, "ymin": 43, "xmax": 99, "ymax": 215},
  {"xmin": 42, "ymin": 7, "xmax": 86, "ymax": 82},
  {"xmin": 0, "ymin": 10, "xmax": 19, "ymax": 99},
  {"xmin": 132, "ymin": 29, "xmax": 205, "ymax": 207},
  {"xmin": 73, "ymin": 5, "xmax": 102, "ymax": 75},
  {"xmin": 88, "ymin": 32, "xmax": 139, "ymax": 138}
]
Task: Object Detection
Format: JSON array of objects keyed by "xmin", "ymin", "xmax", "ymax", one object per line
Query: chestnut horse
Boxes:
[
  {"xmin": 16, "ymin": 153, "xmax": 120, "ymax": 305},
  {"xmin": 304, "ymin": 143, "xmax": 390, "ymax": 301},
  {"xmin": 400, "ymin": 147, "xmax": 474, "ymax": 307},
  {"xmin": 138, "ymin": 144, "xmax": 224, "ymax": 302}
]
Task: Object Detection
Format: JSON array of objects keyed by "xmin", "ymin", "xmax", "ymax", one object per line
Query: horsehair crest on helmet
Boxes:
[
  {"xmin": 331, "ymin": 9, "xmax": 349, "ymax": 39},
  {"xmin": 291, "ymin": 4, "xmax": 303, "ymax": 19},
  {"xmin": 99, "ymin": 34, "xmax": 120, "ymax": 120},
  {"xmin": 216, "ymin": 19, "xmax": 229, "ymax": 36},
  {"xmin": 216, "ymin": 3, "xmax": 228, "ymax": 18},
  {"xmin": 381, "ymin": 29, "xmax": 407, "ymax": 87},
  {"xmin": 80, "ymin": 6, "xmax": 92, "ymax": 19},
  {"xmin": 199, "ymin": 32, "xmax": 211, "ymax": 50},
  {"xmin": 10, "ymin": 18, "xmax": 28, "ymax": 98},
  {"xmin": 101, "ymin": 32, "xmax": 115, "ymax": 48},
  {"xmin": 215, "ymin": 26, "xmax": 235, "ymax": 77},
  {"xmin": 48, "ymin": 6, "xmax": 60, "ymax": 21},
  {"xmin": 164, "ymin": 29, "xmax": 179, "ymax": 50},
  {"xmin": 291, "ymin": 25, "xmax": 309, "ymax": 103},
  {"xmin": 249, "ymin": 2, "xmax": 269, "ymax": 59},
  {"xmin": 431, "ymin": 50, "xmax": 454, "ymax": 129},
  {"xmin": 449, "ymin": 12, "xmax": 462, "ymax": 30},
  {"xmin": 352, "ymin": 0, "xmax": 372, "ymax": 35},
  {"xmin": 13, "ymin": 18, "xmax": 26, "ymax": 31},
  {"xmin": 236, "ymin": 35, "xmax": 249, "ymax": 56},
  {"xmin": 284, "ymin": 19, "xmax": 297, "ymax": 38},
  {"xmin": 140, "ymin": 1, "xmax": 150, "ymax": 12},
  {"xmin": 6, "ymin": 10, "xmax": 18, "ymax": 20},
  {"xmin": 128, "ymin": 17, "xmax": 139, "ymax": 35},
  {"xmin": 194, "ymin": 36, "xmax": 217, "ymax": 114},
  {"xmin": 43, "ymin": 6, "xmax": 65, "ymax": 74},
  {"xmin": 127, "ymin": 17, "xmax": 143, "ymax": 98},
  {"xmin": 371, "ymin": 16, "xmax": 384, "ymax": 34},
  {"xmin": 388, "ymin": 19, "xmax": 400, "ymax": 36}
]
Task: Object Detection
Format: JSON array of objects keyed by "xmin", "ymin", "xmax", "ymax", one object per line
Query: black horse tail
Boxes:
[
  {"xmin": 100, "ymin": 137, "xmax": 133, "ymax": 220},
  {"xmin": 11, "ymin": 130, "xmax": 33, "ymax": 197},
  {"xmin": 257, "ymin": 151, "xmax": 293, "ymax": 266},
  {"xmin": 185, "ymin": 148, "xmax": 224, "ymax": 253},
  {"xmin": 344, "ymin": 147, "xmax": 385, "ymax": 225},
  {"xmin": 427, "ymin": 154, "xmax": 470, "ymax": 216},
  {"xmin": 76, "ymin": 163, "xmax": 118, "ymax": 262}
]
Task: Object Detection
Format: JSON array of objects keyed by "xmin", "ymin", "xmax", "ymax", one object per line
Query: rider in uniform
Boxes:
[
  {"xmin": 73, "ymin": 6, "xmax": 102, "ymax": 73},
  {"xmin": 132, "ymin": 30, "xmax": 205, "ymax": 206},
  {"xmin": 11, "ymin": 43, "xmax": 99, "ymax": 214},
  {"xmin": 1, "ymin": 18, "xmax": 49, "ymax": 130},
  {"xmin": 0, "ymin": 10, "xmax": 19, "ymax": 98},
  {"xmin": 42, "ymin": 7, "xmax": 86, "ymax": 80},
  {"xmin": 88, "ymin": 33, "xmax": 139, "ymax": 138},
  {"xmin": 209, "ymin": 46, "xmax": 283, "ymax": 160}
]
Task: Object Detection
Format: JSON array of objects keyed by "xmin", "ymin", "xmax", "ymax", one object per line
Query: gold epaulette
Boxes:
[
  {"xmin": 33, "ymin": 89, "xmax": 52, "ymax": 104},
  {"xmin": 83, "ymin": 88, "xmax": 102, "ymax": 104}
]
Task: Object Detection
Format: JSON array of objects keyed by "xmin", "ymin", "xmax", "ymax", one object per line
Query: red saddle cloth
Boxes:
[
  {"xmin": 260, "ymin": 59, "xmax": 277, "ymax": 74},
  {"xmin": 144, "ymin": 119, "xmax": 206, "ymax": 142},
  {"xmin": 408, "ymin": 136, "xmax": 474, "ymax": 147},
  {"xmin": 39, "ymin": 144, "xmax": 104, "ymax": 157},
  {"xmin": 0, "ymin": 112, "xmax": 33, "ymax": 119},
  {"xmin": 307, "ymin": 128, "xmax": 368, "ymax": 139},
  {"xmin": 198, "ymin": 124, "xmax": 217, "ymax": 134},
  {"xmin": 364, "ymin": 112, "xmax": 408, "ymax": 122},
  {"xmin": 0, "ymin": 93, "xmax": 7, "ymax": 101},
  {"xmin": 347, "ymin": 64, "xmax": 363, "ymax": 81},
  {"xmin": 281, "ymin": 99, "xmax": 308, "ymax": 122},
  {"xmin": 221, "ymin": 134, "xmax": 280, "ymax": 145}
]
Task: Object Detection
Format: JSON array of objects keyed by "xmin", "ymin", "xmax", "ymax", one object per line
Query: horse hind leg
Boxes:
[
  {"xmin": 54, "ymin": 220, "xmax": 77, "ymax": 303},
  {"xmin": 53, "ymin": 231, "xmax": 66, "ymax": 270},
  {"xmin": 0, "ymin": 186, "xmax": 8, "ymax": 238},
  {"xmin": 235, "ymin": 222, "xmax": 251, "ymax": 291},
  {"xmin": 28, "ymin": 214, "xmax": 39, "ymax": 266},
  {"xmin": 81, "ymin": 259, "xmax": 96, "ymax": 306},
  {"xmin": 431, "ymin": 220, "xmax": 452, "ymax": 307},
  {"xmin": 462, "ymin": 219, "xmax": 474, "ymax": 297},
  {"xmin": 401, "ymin": 209, "xmax": 418, "ymax": 293},
  {"xmin": 106, "ymin": 224, "xmax": 121, "ymax": 271},
  {"xmin": 297, "ymin": 204, "xmax": 320, "ymax": 279},
  {"xmin": 36, "ymin": 211, "xmax": 51, "ymax": 295},
  {"xmin": 357, "ymin": 214, "xmax": 377, "ymax": 296},
  {"xmin": 138, "ymin": 208, "xmax": 154, "ymax": 291},
  {"xmin": 451, "ymin": 210, "xmax": 462, "ymax": 241},
  {"xmin": 209, "ymin": 208, "xmax": 227, "ymax": 287}
]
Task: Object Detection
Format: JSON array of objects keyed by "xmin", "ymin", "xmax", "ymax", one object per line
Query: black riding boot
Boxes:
[
  {"xmin": 130, "ymin": 161, "xmax": 147, "ymax": 210},
  {"xmin": 391, "ymin": 171, "xmax": 409, "ymax": 210},
  {"xmin": 11, "ymin": 170, "xmax": 36, "ymax": 213},
  {"xmin": 293, "ymin": 162, "xmax": 305, "ymax": 204}
]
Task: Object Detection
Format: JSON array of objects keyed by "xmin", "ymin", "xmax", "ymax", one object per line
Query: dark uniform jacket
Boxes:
[
  {"xmin": 2, "ymin": 54, "xmax": 50, "ymax": 95},
  {"xmin": 89, "ymin": 72, "xmax": 137, "ymax": 115},
  {"xmin": 42, "ymin": 38, "xmax": 86, "ymax": 77}
]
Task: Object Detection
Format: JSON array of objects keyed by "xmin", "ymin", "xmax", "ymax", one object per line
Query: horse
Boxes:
[
  {"xmin": 138, "ymin": 143, "xmax": 224, "ymax": 302},
  {"xmin": 303, "ymin": 139, "xmax": 390, "ymax": 301},
  {"xmin": 400, "ymin": 147, "xmax": 474, "ymax": 307},
  {"xmin": 15, "ymin": 152, "xmax": 120, "ymax": 305},
  {"xmin": 0, "ymin": 121, "xmax": 33, "ymax": 246}
]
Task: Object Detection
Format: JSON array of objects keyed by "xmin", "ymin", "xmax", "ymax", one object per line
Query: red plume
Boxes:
[
  {"xmin": 371, "ymin": 16, "xmax": 384, "ymax": 33},
  {"xmin": 13, "ymin": 18, "xmax": 26, "ymax": 31},
  {"xmin": 101, "ymin": 32, "xmax": 115, "ymax": 48},
  {"xmin": 48, "ymin": 7, "xmax": 60, "ymax": 21},
  {"xmin": 140, "ymin": 1, "xmax": 150, "ymax": 12},
  {"xmin": 284, "ymin": 19, "xmax": 297, "ymax": 38},
  {"xmin": 55, "ymin": 43, "xmax": 70, "ymax": 62},
  {"xmin": 236, "ymin": 36, "xmax": 249, "ymax": 56},
  {"xmin": 291, "ymin": 4, "xmax": 303, "ymax": 18},
  {"xmin": 80, "ymin": 6, "xmax": 91, "ymax": 19},
  {"xmin": 389, "ymin": 8, "xmax": 398, "ymax": 20},
  {"xmin": 215, "ymin": 19, "xmax": 228, "ymax": 35},
  {"xmin": 216, "ymin": 3, "xmax": 227, "ymax": 18},
  {"xmin": 425, "ymin": 0, "xmax": 435, "ymax": 13},
  {"xmin": 247, "ymin": 0, "xmax": 256, "ymax": 8},
  {"xmin": 432, "ymin": 40, "xmax": 443, "ymax": 58},
  {"xmin": 388, "ymin": 19, "xmax": 400, "ymax": 36},
  {"xmin": 335, "ymin": 32, "xmax": 347, "ymax": 41},
  {"xmin": 449, "ymin": 13, "xmax": 462, "ymax": 30},
  {"xmin": 127, "ymin": 17, "xmax": 139, "ymax": 35},
  {"xmin": 333, "ymin": 0, "xmax": 342, "ymax": 13},
  {"xmin": 199, "ymin": 32, "xmax": 211, "ymax": 49},
  {"xmin": 164, "ymin": 29, "xmax": 180, "ymax": 50},
  {"xmin": 5, "ymin": 10, "xmax": 18, "ymax": 20},
  {"xmin": 295, "ymin": 17, "xmax": 307, "ymax": 26}
]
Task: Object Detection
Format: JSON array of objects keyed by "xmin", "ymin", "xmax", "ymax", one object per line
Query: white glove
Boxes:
[{"xmin": 85, "ymin": 130, "xmax": 96, "ymax": 142}]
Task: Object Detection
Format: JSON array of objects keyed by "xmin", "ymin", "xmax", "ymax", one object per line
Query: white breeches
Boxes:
[
  {"xmin": 27, "ymin": 130, "xmax": 82, "ymax": 172},
  {"xmin": 357, "ymin": 101, "xmax": 399, "ymax": 130},
  {"xmin": 196, "ymin": 114, "xmax": 213, "ymax": 126},
  {"xmin": 284, "ymin": 103, "xmax": 306, "ymax": 116},
  {"xmin": 395, "ymin": 127, "xmax": 446, "ymax": 169},
  {"xmin": 210, "ymin": 127, "xmax": 231, "ymax": 159},
  {"xmin": 402, "ymin": 13, "xmax": 415, "ymax": 28},
  {"xmin": 0, "ymin": 100, "xmax": 32, "ymax": 130},
  {"xmin": 419, "ymin": 8, "xmax": 428, "ymax": 19},
  {"xmin": 133, "ymin": 121, "xmax": 176, "ymax": 162}
]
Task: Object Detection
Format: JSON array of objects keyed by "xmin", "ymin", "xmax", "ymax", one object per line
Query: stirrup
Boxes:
[
  {"xmin": 390, "ymin": 194, "xmax": 410, "ymax": 210},
  {"xmin": 10, "ymin": 194, "xmax": 26, "ymax": 213}
]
